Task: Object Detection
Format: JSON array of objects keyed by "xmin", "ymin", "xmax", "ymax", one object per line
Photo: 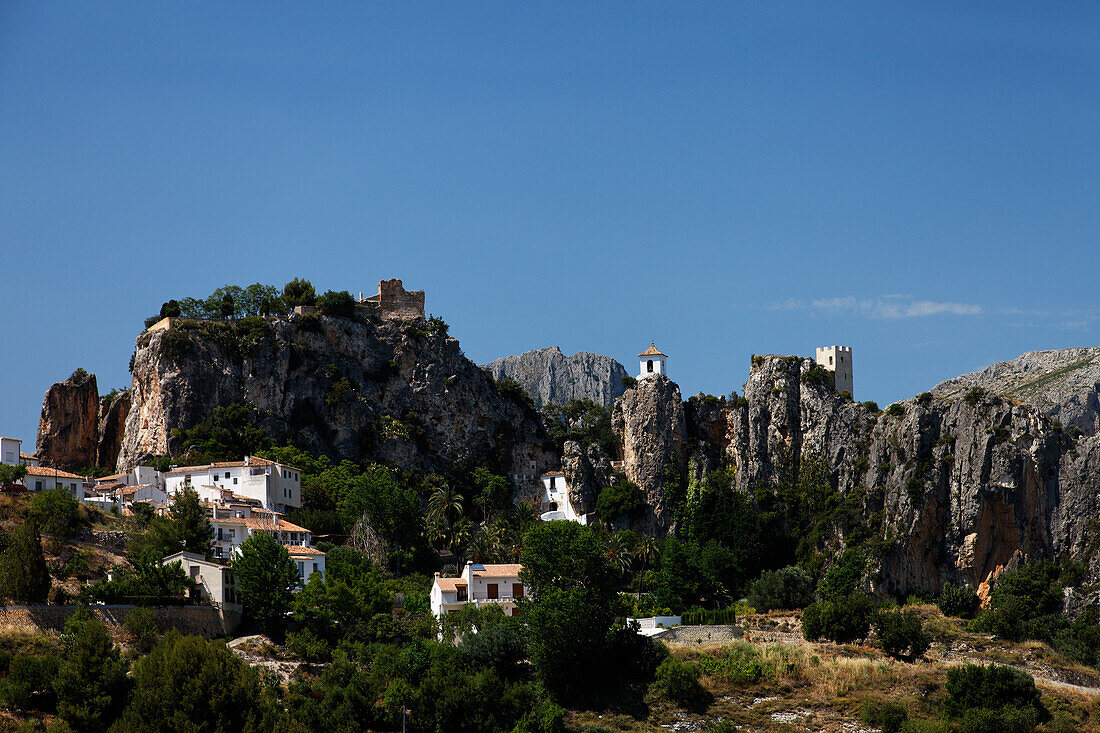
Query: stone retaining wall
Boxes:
[
  {"xmin": 657, "ymin": 624, "xmax": 742, "ymax": 645},
  {"xmin": 0, "ymin": 605, "xmax": 238, "ymax": 638}
]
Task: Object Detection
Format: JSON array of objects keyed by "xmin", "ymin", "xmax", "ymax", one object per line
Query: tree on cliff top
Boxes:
[{"xmin": 283, "ymin": 277, "xmax": 317, "ymax": 307}]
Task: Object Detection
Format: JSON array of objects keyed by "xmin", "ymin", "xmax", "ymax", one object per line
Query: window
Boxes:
[
  {"xmin": 190, "ymin": 566, "xmax": 201, "ymax": 579},
  {"xmin": 457, "ymin": 587, "xmax": 467, "ymax": 601},
  {"xmin": 233, "ymin": 478, "xmax": 237, "ymax": 485},
  {"xmin": 225, "ymin": 472, "xmax": 230, "ymax": 479},
  {"xmin": 829, "ymin": 356, "xmax": 833, "ymax": 365},
  {"xmin": 548, "ymin": 476, "xmax": 555, "ymax": 489},
  {"xmin": 487, "ymin": 583, "xmax": 499, "ymax": 600},
  {"xmin": 513, "ymin": 583, "xmax": 524, "ymax": 599},
  {"xmin": 312, "ymin": 563, "xmax": 318, "ymax": 573},
  {"xmin": 229, "ymin": 529, "xmax": 235, "ymax": 538},
  {"xmin": 35, "ymin": 481, "xmax": 42, "ymax": 491},
  {"xmin": 647, "ymin": 359, "xmax": 654, "ymax": 372}
]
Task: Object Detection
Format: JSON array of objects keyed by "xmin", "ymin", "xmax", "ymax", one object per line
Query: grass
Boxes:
[
  {"xmin": 568, "ymin": 605, "xmax": 1100, "ymax": 731},
  {"xmin": 1011, "ymin": 356, "xmax": 1097, "ymax": 396}
]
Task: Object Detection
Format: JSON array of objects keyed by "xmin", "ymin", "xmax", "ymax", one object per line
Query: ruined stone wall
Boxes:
[
  {"xmin": 368, "ymin": 278, "xmax": 425, "ymax": 320},
  {"xmin": 0, "ymin": 604, "xmax": 238, "ymax": 637}
]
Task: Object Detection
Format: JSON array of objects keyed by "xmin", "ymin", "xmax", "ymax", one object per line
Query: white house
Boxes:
[
  {"xmin": 430, "ymin": 562, "xmax": 528, "ymax": 623},
  {"xmin": 164, "ymin": 456, "xmax": 302, "ymax": 512},
  {"xmin": 84, "ymin": 482, "xmax": 168, "ymax": 514},
  {"xmin": 206, "ymin": 510, "xmax": 326, "ymax": 585},
  {"xmin": 0, "ymin": 437, "xmax": 22, "ymax": 466},
  {"xmin": 21, "ymin": 465, "xmax": 86, "ymax": 499},
  {"xmin": 638, "ymin": 342, "xmax": 668, "ymax": 379},
  {"xmin": 537, "ymin": 470, "xmax": 588, "ymax": 525},
  {"xmin": 95, "ymin": 466, "xmax": 165, "ymax": 492},
  {"xmin": 20, "ymin": 453, "xmax": 39, "ymax": 467},
  {"xmin": 163, "ymin": 551, "xmax": 242, "ymax": 612}
]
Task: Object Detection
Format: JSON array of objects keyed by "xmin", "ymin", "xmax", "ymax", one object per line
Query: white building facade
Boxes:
[
  {"xmin": 165, "ymin": 456, "xmax": 302, "ymax": 512},
  {"xmin": 0, "ymin": 437, "xmax": 21, "ymax": 466},
  {"xmin": 537, "ymin": 471, "xmax": 588, "ymax": 525},
  {"xmin": 431, "ymin": 562, "xmax": 528, "ymax": 622},
  {"xmin": 638, "ymin": 343, "xmax": 668, "ymax": 379},
  {"xmin": 815, "ymin": 345, "xmax": 854, "ymax": 397},
  {"xmin": 22, "ymin": 465, "xmax": 86, "ymax": 498}
]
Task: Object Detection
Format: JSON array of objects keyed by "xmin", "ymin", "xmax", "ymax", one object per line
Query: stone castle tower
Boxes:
[{"xmin": 815, "ymin": 345, "xmax": 853, "ymax": 397}]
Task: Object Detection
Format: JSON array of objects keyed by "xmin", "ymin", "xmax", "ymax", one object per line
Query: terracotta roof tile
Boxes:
[
  {"xmin": 471, "ymin": 563, "xmax": 523, "ymax": 577},
  {"xmin": 285, "ymin": 545, "xmax": 326, "ymax": 556},
  {"xmin": 434, "ymin": 577, "xmax": 468, "ymax": 592},
  {"xmin": 638, "ymin": 342, "xmax": 667, "ymax": 357},
  {"xmin": 24, "ymin": 465, "xmax": 85, "ymax": 480}
]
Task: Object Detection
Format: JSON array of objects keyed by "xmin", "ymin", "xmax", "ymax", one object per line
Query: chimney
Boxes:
[
  {"xmin": 434, "ymin": 572, "xmax": 441, "ymax": 578},
  {"xmin": 244, "ymin": 456, "xmax": 250, "ymax": 466}
]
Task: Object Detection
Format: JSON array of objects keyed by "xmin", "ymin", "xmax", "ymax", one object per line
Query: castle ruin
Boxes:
[{"xmin": 359, "ymin": 279, "xmax": 425, "ymax": 320}]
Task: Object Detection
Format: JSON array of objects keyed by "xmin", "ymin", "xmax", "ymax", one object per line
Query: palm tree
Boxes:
[
  {"xmin": 633, "ymin": 535, "xmax": 659, "ymax": 571},
  {"xmin": 606, "ymin": 533, "xmax": 633, "ymax": 576},
  {"xmin": 427, "ymin": 483, "xmax": 464, "ymax": 527}
]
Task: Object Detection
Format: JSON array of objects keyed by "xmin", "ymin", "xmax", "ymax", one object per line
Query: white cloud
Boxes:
[{"xmin": 778, "ymin": 296, "xmax": 984, "ymax": 319}]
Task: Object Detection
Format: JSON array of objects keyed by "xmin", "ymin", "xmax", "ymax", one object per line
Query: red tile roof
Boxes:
[
  {"xmin": 471, "ymin": 563, "xmax": 523, "ymax": 577},
  {"xmin": 24, "ymin": 465, "xmax": 85, "ymax": 480},
  {"xmin": 435, "ymin": 577, "xmax": 468, "ymax": 592},
  {"xmin": 285, "ymin": 545, "xmax": 326, "ymax": 556}
]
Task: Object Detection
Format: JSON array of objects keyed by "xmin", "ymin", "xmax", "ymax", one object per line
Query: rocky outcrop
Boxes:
[
  {"xmin": 933, "ymin": 347, "xmax": 1100, "ymax": 436},
  {"xmin": 612, "ymin": 375, "xmax": 687, "ymax": 533},
  {"xmin": 96, "ymin": 390, "xmax": 131, "ymax": 471},
  {"xmin": 561, "ymin": 440, "xmax": 611, "ymax": 516},
  {"xmin": 36, "ymin": 370, "xmax": 100, "ymax": 470},
  {"xmin": 118, "ymin": 315, "xmax": 556, "ymax": 477},
  {"xmin": 617, "ymin": 354, "xmax": 1100, "ymax": 597},
  {"xmin": 483, "ymin": 347, "xmax": 629, "ymax": 408}
]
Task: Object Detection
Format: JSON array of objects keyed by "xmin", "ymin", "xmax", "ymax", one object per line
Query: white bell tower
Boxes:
[{"xmin": 638, "ymin": 342, "xmax": 668, "ymax": 379}]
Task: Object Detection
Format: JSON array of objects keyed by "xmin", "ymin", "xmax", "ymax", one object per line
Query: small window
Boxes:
[
  {"xmin": 35, "ymin": 481, "xmax": 42, "ymax": 491},
  {"xmin": 647, "ymin": 359, "xmax": 654, "ymax": 372},
  {"xmin": 233, "ymin": 478, "xmax": 237, "ymax": 485}
]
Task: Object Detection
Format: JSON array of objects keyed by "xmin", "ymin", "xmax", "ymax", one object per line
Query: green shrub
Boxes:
[
  {"xmin": 620, "ymin": 376, "xmax": 637, "ymax": 389},
  {"xmin": 0, "ymin": 652, "xmax": 59, "ymax": 711},
  {"xmin": 694, "ymin": 641, "xmax": 767, "ymax": 684},
  {"xmin": 964, "ymin": 387, "xmax": 985, "ymax": 406},
  {"xmin": 861, "ymin": 699, "xmax": 908, "ymax": 733},
  {"xmin": 29, "ymin": 488, "xmax": 81, "ymax": 540},
  {"xmin": 747, "ymin": 566, "xmax": 814, "ymax": 612},
  {"xmin": 681, "ymin": 608, "xmax": 737, "ymax": 626},
  {"xmin": 801, "ymin": 365, "xmax": 833, "ymax": 388},
  {"xmin": 938, "ymin": 582, "xmax": 979, "ymax": 619},
  {"xmin": 596, "ymin": 480, "xmax": 643, "ymax": 522},
  {"xmin": 317, "ymin": 290, "xmax": 356, "ymax": 318},
  {"xmin": 802, "ymin": 593, "xmax": 873, "ymax": 644},
  {"xmin": 123, "ymin": 607, "xmax": 157, "ymax": 655},
  {"xmin": 873, "ymin": 609, "xmax": 931, "ymax": 661},
  {"xmin": 862, "ymin": 400, "xmax": 880, "ymax": 412},
  {"xmin": 944, "ymin": 663, "xmax": 1044, "ymax": 720},
  {"xmin": 916, "ymin": 392, "xmax": 933, "ymax": 406},
  {"xmin": 652, "ymin": 656, "xmax": 706, "ymax": 708},
  {"xmin": 885, "ymin": 403, "xmax": 906, "ymax": 418},
  {"xmin": 286, "ymin": 629, "xmax": 331, "ymax": 663}
]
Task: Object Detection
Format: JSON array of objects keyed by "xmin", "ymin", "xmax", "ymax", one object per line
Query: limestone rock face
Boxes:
[
  {"xmin": 933, "ymin": 346, "xmax": 1100, "ymax": 436},
  {"xmin": 560, "ymin": 440, "xmax": 611, "ymax": 516},
  {"xmin": 483, "ymin": 346, "xmax": 629, "ymax": 408},
  {"xmin": 614, "ymin": 354, "xmax": 1100, "ymax": 596},
  {"xmin": 118, "ymin": 315, "xmax": 556, "ymax": 477},
  {"xmin": 612, "ymin": 375, "xmax": 687, "ymax": 533},
  {"xmin": 96, "ymin": 390, "xmax": 131, "ymax": 471},
  {"xmin": 36, "ymin": 370, "xmax": 100, "ymax": 470}
]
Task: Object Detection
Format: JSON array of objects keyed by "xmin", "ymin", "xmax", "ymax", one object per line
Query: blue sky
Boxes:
[{"xmin": 2, "ymin": 2, "xmax": 1098, "ymax": 446}]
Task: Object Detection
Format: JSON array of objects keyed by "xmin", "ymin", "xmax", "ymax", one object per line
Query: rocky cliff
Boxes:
[
  {"xmin": 483, "ymin": 346, "xmax": 628, "ymax": 408},
  {"xmin": 96, "ymin": 390, "xmax": 131, "ymax": 470},
  {"xmin": 118, "ymin": 315, "xmax": 556, "ymax": 477},
  {"xmin": 36, "ymin": 370, "xmax": 100, "ymax": 470},
  {"xmin": 933, "ymin": 347, "xmax": 1100, "ymax": 436},
  {"xmin": 612, "ymin": 375, "xmax": 687, "ymax": 533},
  {"xmin": 612, "ymin": 355, "xmax": 1100, "ymax": 596}
]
